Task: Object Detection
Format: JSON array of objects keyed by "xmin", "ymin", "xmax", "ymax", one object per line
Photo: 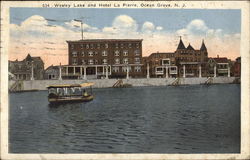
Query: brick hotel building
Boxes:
[{"xmin": 62, "ymin": 39, "xmax": 143, "ymax": 79}]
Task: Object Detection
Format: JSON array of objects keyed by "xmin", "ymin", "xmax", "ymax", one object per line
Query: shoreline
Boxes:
[{"xmin": 9, "ymin": 77, "xmax": 240, "ymax": 91}]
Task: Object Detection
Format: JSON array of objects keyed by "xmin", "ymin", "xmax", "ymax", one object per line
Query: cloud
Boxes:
[
  {"xmin": 177, "ymin": 19, "xmax": 209, "ymax": 36},
  {"xmin": 112, "ymin": 15, "xmax": 138, "ymax": 33},
  {"xmin": 10, "ymin": 15, "xmax": 75, "ymax": 38},
  {"xmin": 65, "ymin": 20, "xmax": 99, "ymax": 32},
  {"xmin": 142, "ymin": 21, "xmax": 155, "ymax": 33},
  {"xmin": 156, "ymin": 26, "xmax": 163, "ymax": 31},
  {"xmin": 9, "ymin": 15, "xmax": 240, "ymax": 68}
]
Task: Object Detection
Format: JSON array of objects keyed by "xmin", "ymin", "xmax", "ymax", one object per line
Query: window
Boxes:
[
  {"xmin": 103, "ymin": 59, "xmax": 107, "ymax": 64},
  {"xmin": 97, "ymin": 44, "xmax": 100, "ymax": 49},
  {"xmin": 162, "ymin": 59, "xmax": 170, "ymax": 65},
  {"xmin": 115, "ymin": 43, "xmax": 119, "ymax": 48},
  {"xmin": 123, "ymin": 50, "xmax": 128, "ymax": 56},
  {"xmin": 88, "ymin": 51, "xmax": 93, "ymax": 56},
  {"xmin": 102, "ymin": 50, "xmax": 108, "ymax": 56},
  {"xmin": 80, "ymin": 44, "xmax": 83, "ymax": 49},
  {"xmin": 112, "ymin": 67, "xmax": 119, "ymax": 72},
  {"xmin": 128, "ymin": 43, "xmax": 132, "ymax": 48},
  {"xmin": 136, "ymin": 43, "xmax": 140, "ymax": 48},
  {"xmin": 156, "ymin": 67, "xmax": 163, "ymax": 72},
  {"xmin": 88, "ymin": 59, "xmax": 93, "ymax": 65},
  {"xmin": 121, "ymin": 43, "xmax": 124, "ymax": 48},
  {"xmin": 90, "ymin": 44, "xmax": 94, "ymax": 49},
  {"xmin": 123, "ymin": 58, "xmax": 129, "ymax": 64},
  {"xmin": 134, "ymin": 66, "xmax": 141, "ymax": 72},
  {"xmin": 82, "ymin": 59, "xmax": 86, "ymax": 65},
  {"xmin": 86, "ymin": 44, "xmax": 89, "ymax": 49},
  {"xmin": 71, "ymin": 44, "xmax": 74, "ymax": 49},
  {"xmin": 72, "ymin": 58, "xmax": 77, "ymax": 65},
  {"xmin": 134, "ymin": 50, "xmax": 140, "ymax": 56},
  {"xmin": 95, "ymin": 60, "xmax": 98, "ymax": 64},
  {"xmin": 135, "ymin": 57, "xmax": 140, "ymax": 64},
  {"xmin": 115, "ymin": 58, "xmax": 120, "ymax": 64},
  {"xmin": 105, "ymin": 43, "xmax": 108, "ymax": 49},
  {"xmin": 72, "ymin": 51, "xmax": 77, "ymax": 57},
  {"xmin": 81, "ymin": 51, "xmax": 85, "ymax": 57},
  {"xmin": 122, "ymin": 66, "xmax": 131, "ymax": 72},
  {"xmin": 114, "ymin": 50, "xmax": 119, "ymax": 56},
  {"xmin": 95, "ymin": 51, "xmax": 98, "ymax": 55}
]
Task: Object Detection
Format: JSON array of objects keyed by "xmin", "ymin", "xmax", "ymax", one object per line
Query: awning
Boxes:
[{"xmin": 47, "ymin": 82, "xmax": 94, "ymax": 88}]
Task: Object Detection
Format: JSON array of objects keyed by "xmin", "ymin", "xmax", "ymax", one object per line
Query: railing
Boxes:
[
  {"xmin": 172, "ymin": 78, "xmax": 180, "ymax": 86},
  {"xmin": 113, "ymin": 79, "xmax": 123, "ymax": 88},
  {"xmin": 9, "ymin": 80, "xmax": 23, "ymax": 92},
  {"xmin": 204, "ymin": 77, "xmax": 213, "ymax": 85}
]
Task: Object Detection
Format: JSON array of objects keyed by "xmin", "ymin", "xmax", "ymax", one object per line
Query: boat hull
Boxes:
[{"xmin": 48, "ymin": 95, "xmax": 94, "ymax": 105}]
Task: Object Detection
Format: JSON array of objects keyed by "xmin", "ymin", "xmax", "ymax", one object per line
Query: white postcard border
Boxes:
[{"xmin": 1, "ymin": 1, "xmax": 249, "ymax": 160}]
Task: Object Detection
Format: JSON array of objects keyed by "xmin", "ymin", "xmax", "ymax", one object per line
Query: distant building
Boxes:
[
  {"xmin": 144, "ymin": 37, "xmax": 209, "ymax": 78},
  {"xmin": 9, "ymin": 54, "xmax": 44, "ymax": 80},
  {"xmin": 44, "ymin": 65, "xmax": 60, "ymax": 80},
  {"xmin": 144, "ymin": 52, "xmax": 177, "ymax": 78},
  {"xmin": 207, "ymin": 55, "xmax": 231, "ymax": 77},
  {"xmin": 174, "ymin": 38, "xmax": 208, "ymax": 77},
  {"xmin": 63, "ymin": 39, "xmax": 143, "ymax": 79},
  {"xmin": 232, "ymin": 57, "xmax": 241, "ymax": 77}
]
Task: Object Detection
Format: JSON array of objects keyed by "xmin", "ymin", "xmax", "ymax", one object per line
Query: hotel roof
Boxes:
[{"xmin": 66, "ymin": 39, "xmax": 143, "ymax": 43}]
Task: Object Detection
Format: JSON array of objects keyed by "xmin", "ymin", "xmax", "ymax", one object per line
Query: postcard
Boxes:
[{"xmin": 1, "ymin": 1, "xmax": 249, "ymax": 160}]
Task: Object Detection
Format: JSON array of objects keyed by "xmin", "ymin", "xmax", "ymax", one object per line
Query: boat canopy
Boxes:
[{"xmin": 47, "ymin": 82, "xmax": 94, "ymax": 89}]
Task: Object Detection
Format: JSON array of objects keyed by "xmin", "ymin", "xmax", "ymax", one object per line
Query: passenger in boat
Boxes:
[{"xmin": 83, "ymin": 89, "xmax": 89, "ymax": 97}]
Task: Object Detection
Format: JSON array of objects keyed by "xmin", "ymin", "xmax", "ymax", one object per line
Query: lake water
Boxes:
[{"xmin": 9, "ymin": 84, "xmax": 240, "ymax": 153}]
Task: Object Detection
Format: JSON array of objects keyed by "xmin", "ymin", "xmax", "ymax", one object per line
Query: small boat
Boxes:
[{"xmin": 47, "ymin": 82, "xmax": 94, "ymax": 104}]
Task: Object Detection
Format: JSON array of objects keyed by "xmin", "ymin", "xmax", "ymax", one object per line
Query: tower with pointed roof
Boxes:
[
  {"xmin": 176, "ymin": 36, "xmax": 186, "ymax": 50},
  {"xmin": 200, "ymin": 39, "xmax": 207, "ymax": 51},
  {"xmin": 186, "ymin": 43, "xmax": 195, "ymax": 50}
]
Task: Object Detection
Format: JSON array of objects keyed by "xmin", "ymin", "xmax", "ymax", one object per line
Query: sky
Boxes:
[{"xmin": 9, "ymin": 8, "xmax": 241, "ymax": 68}]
